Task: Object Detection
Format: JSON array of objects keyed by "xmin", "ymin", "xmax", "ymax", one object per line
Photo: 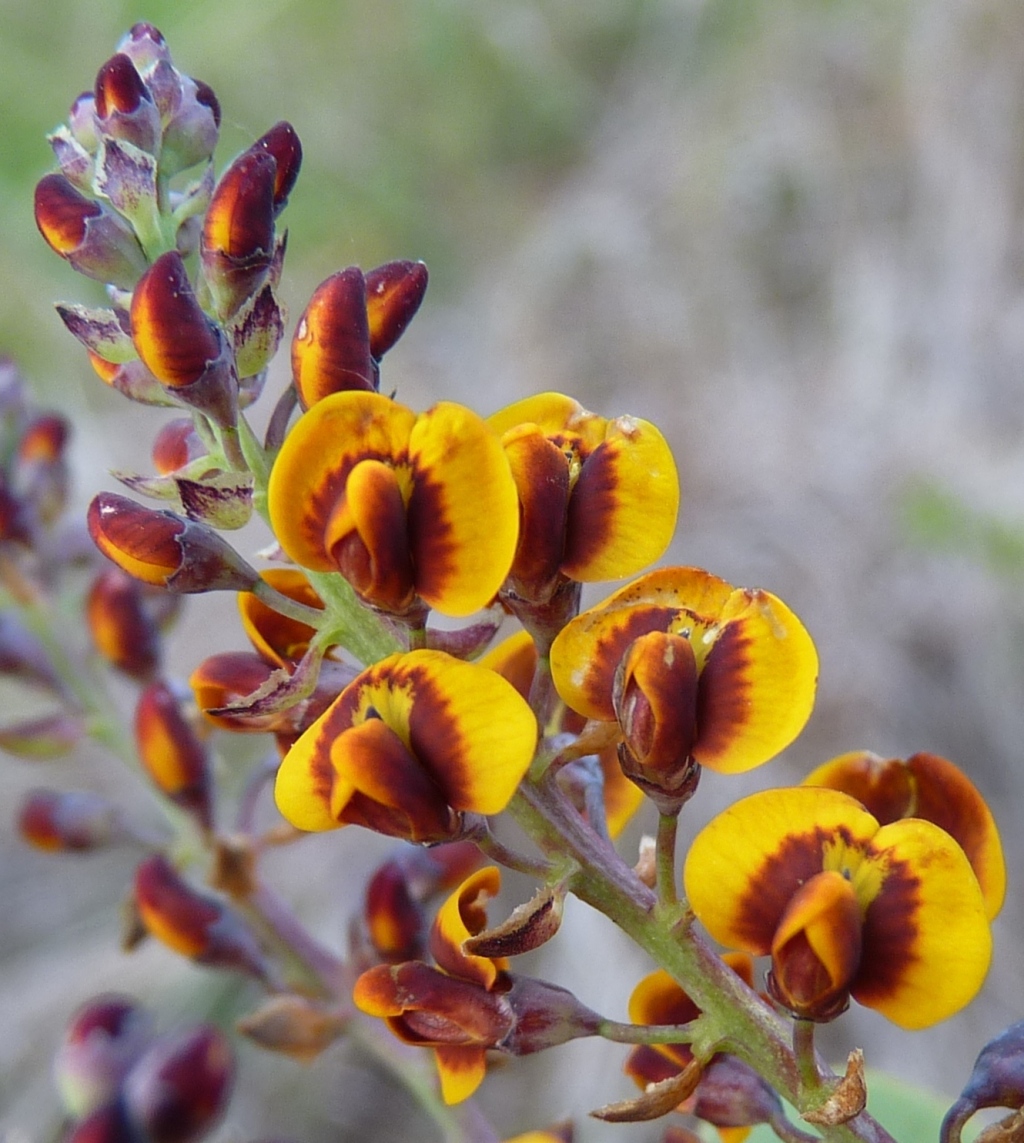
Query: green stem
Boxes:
[
  {"xmin": 655, "ymin": 809, "xmax": 680, "ymax": 907},
  {"xmin": 306, "ymin": 569, "xmax": 402, "ymax": 664},
  {"xmin": 251, "ymin": 577, "xmax": 327, "ymax": 627},
  {"xmin": 507, "ymin": 776, "xmax": 896, "ymax": 1143},
  {"xmin": 794, "ymin": 1019, "xmax": 821, "ymax": 1095},
  {"xmin": 598, "ymin": 1017, "xmax": 698, "ymax": 1046}
]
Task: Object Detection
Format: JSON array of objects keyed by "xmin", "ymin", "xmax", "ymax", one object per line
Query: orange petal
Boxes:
[{"xmin": 430, "ymin": 867, "xmax": 506, "ymax": 988}]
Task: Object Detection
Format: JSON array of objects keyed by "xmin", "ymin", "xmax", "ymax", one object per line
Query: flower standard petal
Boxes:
[
  {"xmin": 406, "ymin": 402, "xmax": 519, "ymax": 616},
  {"xmin": 853, "ymin": 817, "xmax": 991, "ymax": 1029}
]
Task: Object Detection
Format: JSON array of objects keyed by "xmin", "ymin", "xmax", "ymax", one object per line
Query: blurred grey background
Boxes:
[{"xmin": 3, "ymin": 1, "xmax": 1024, "ymax": 1140}]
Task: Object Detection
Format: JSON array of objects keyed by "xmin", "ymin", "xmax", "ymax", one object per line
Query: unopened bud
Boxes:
[
  {"xmin": 54, "ymin": 994, "xmax": 154, "ymax": 1117},
  {"xmin": 88, "ymin": 492, "xmax": 258, "ymax": 593},
  {"xmin": 151, "ymin": 418, "xmax": 205, "ymax": 475},
  {"xmin": 134, "ymin": 681, "xmax": 213, "ymax": 830},
  {"xmin": 237, "ymin": 996, "xmax": 347, "ymax": 1061},
  {"xmin": 18, "ymin": 789, "xmax": 117, "ymax": 850},
  {"xmin": 122, "ymin": 1025, "xmax": 234, "ymax": 1143},
  {"xmin": 130, "ymin": 252, "xmax": 237, "ymax": 426},
  {"xmin": 942, "ymin": 1021, "xmax": 1024, "ymax": 1143},
  {"xmin": 86, "ymin": 566, "xmax": 164, "ymax": 680},
  {"xmin": 0, "ymin": 712, "xmax": 85, "ymax": 760},
  {"xmin": 65, "ymin": 1100, "xmax": 137, "ymax": 1143},
  {"xmin": 134, "ymin": 854, "xmax": 272, "ymax": 982},
  {"xmin": 250, "ymin": 121, "xmax": 302, "ymax": 214},
  {"xmin": 201, "ymin": 150, "xmax": 277, "ymax": 318},
  {"xmin": 365, "ymin": 260, "xmax": 428, "ymax": 359},
  {"xmin": 94, "ymin": 54, "xmax": 160, "ymax": 153},
  {"xmin": 291, "ymin": 268, "xmax": 374, "ymax": 407},
  {"xmin": 34, "ymin": 174, "xmax": 147, "ymax": 289},
  {"xmin": 363, "ymin": 860, "xmax": 427, "ymax": 963}
]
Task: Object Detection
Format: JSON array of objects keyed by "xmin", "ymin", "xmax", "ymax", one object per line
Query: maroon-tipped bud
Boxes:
[
  {"xmin": 365, "ymin": 260, "xmax": 428, "ymax": 359},
  {"xmin": 151, "ymin": 419, "xmax": 205, "ymax": 475},
  {"xmin": 16, "ymin": 413, "xmax": 72, "ymax": 525},
  {"xmin": 134, "ymin": 682, "xmax": 213, "ymax": 830},
  {"xmin": 500, "ymin": 974, "xmax": 602, "ymax": 1056},
  {"xmin": 134, "ymin": 854, "xmax": 272, "ymax": 982},
  {"xmin": 122, "ymin": 1025, "xmax": 234, "ymax": 1143},
  {"xmin": 201, "ymin": 150, "xmax": 277, "ymax": 318},
  {"xmin": 86, "ymin": 566, "xmax": 163, "ymax": 680},
  {"xmin": 94, "ymin": 54, "xmax": 161, "ymax": 153},
  {"xmin": 690, "ymin": 1055, "xmax": 789, "ymax": 1134},
  {"xmin": 35, "ymin": 174, "xmax": 147, "ymax": 289},
  {"xmin": 251, "ymin": 122, "xmax": 302, "ymax": 214},
  {"xmin": 54, "ymin": 995, "xmax": 155, "ymax": 1118},
  {"xmin": 18, "ymin": 789, "xmax": 117, "ymax": 850},
  {"xmin": 117, "ymin": 23, "xmax": 170, "ymax": 71},
  {"xmin": 193, "ymin": 81, "xmax": 221, "ymax": 128},
  {"xmin": 291, "ymin": 268, "xmax": 374, "ymax": 407},
  {"xmin": 88, "ymin": 492, "xmax": 259, "ymax": 594},
  {"xmin": 363, "ymin": 860, "xmax": 427, "ymax": 963},
  {"xmin": 130, "ymin": 252, "xmax": 238, "ymax": 427},
  {"xmin": 130, "ymin": 252, "xmax": 222, "ymax": 388}
]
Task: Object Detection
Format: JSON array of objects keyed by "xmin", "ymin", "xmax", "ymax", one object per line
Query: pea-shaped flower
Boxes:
[
  {"xmin": 487, "ymin": 393, "xmax": 679, "ymax": 606},
  {"xmin": 267, "ymin": 391, "xmax": 519, "ymax": 618},
  {"xmin": 683, "ymin": 786, "xmax": 992, "ymax": 1028},
  {"xmin": 274, "ymin": 650, "xmax": 537, "ymax": 842},
  {"xmin": 803, "ymin": 750, "xmax": 1005, "ymax": 920},
  {"xmin": 549, "ymin": 567, "xmax": 817, "ymax": 801}
]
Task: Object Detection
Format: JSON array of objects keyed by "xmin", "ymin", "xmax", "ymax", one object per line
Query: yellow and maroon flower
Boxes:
[
  {"xmin": 486, "ymin": 393, "xmax": 679, "ymax": 604},
  {"xmin": 549, "ymin": 568, "xmax": 817, "ymax": 795},
  {"xmin": 354, "ymin": 867, "xmax": 600, "ymax": 1104},
  {"xmin": 274, "ymin": 649, "xmax": 537, "ymax": 841},
  {"xmin": 683, "ymin": 786, "xmax": 992, "ymax": 1028},
  {"xmin": 802, "ymin": 750, "xmax": 1005, "ymax": 920},
  {"xmin": 267, "ymin": 391, "xmax": 519, "ymax": 618}
]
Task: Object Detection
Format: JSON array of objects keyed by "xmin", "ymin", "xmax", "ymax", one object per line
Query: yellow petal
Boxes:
[
  {"xmin": 431, "ymin": 866, "xmax": 506, "ymax": 988},
  {"xmin": 434, "ymin": 1044, "xmax": 488, "ymax": 1104},
  {"xmin": 406, "ymin": 402, "xmax": 519, "ymax": 616},
  {"xmin": 853, "ymin": 817, "xmax": 991, "ymax": 1029},
  {"xmin": 683, "ymin": 787, "xmax": 879, "ymax": 954}
]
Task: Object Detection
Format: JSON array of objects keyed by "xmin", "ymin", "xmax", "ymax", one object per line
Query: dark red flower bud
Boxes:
[
  {"xmin": 35, "ymin": 174, "xmax": 148, "ymax": 289},
  {"xmin": 54, "ymin": 994, "xmax": 154, "ymax": 1117},
  {"xmin": 88, "ymin": 492, "xmax": 258, "ymax": 594},
  {"xmin": 151, "ymin": 418, "xmax": 205, "ymax": 475},
  {"xmin": 122, "ymin": 1025, "xmax": 234, "ymax": 1143},
  {"xmin": 291, "ymin": 268, "xmax": 374, "ymax": 407},
  {"xmin": 134, "ymin": 854, "xmax": 272, "ymax": 982},
  {"xmin": 363, "ymin": 860, "xmax": 427, "ymax": 963},
  {"xmin": 201, "ymin": 150, "xmax": 277, "ymax": 317},
  {"xmin": 95, "ymin": 54, "xmax": 148, "ymax": 118},
  {"xmin": 86, "ymin": 568, "xmax": 167, "ymax": 680},
  {"xmin": 251, "ymin": 121, "xmax": 302, "ymax": 213},
  {"xmin": 18, "ymin": 789, "xmax": 118, "ymax": 851},
  {"xmin": 193, "ymin": 81, "xmax": 221, "ymax": 128},
  {"xmin": 365, "ymin": 260, "xmax": 428, "ymax": 359},
  {"xmin": 118, "ymin": 23, "xmax": 169, "ymax": 70},
  {"xmin": 94, "ymin": 54, "xmax": 161, "ymax": 153},
  {"xmin": 130, "ymin": 252, "xmax": 222, "ymax": 389},
  {"xmin": 134, "ymin": 681, "xmax": 213, "ymax": 829}
]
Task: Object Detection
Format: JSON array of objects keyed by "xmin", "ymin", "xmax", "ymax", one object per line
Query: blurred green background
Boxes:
[{"xmin": 5, "ymin": 1, "xmax": 1024, "ymax": 1140}]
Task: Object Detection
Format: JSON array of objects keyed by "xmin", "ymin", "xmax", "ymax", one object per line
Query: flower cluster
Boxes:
[{"xmin": 8, "ymin": 22, "xmax": 1015, "ymax": 1143}]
